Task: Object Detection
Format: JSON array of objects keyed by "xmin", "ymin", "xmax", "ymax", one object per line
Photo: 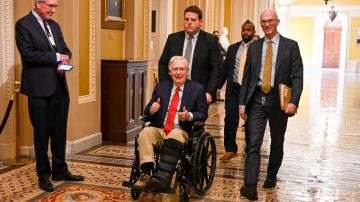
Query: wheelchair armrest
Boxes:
[{"xmin": 190, "ymin": 121, "xmax": 205, "ymax": 135}]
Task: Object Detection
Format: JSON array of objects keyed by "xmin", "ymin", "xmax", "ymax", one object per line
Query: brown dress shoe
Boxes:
[
  {"xmin": 219, "ymin": 152, "xmax": 237, "ymax": 161},
  {"xmin": 133, "ymin": 173, "xmax": 151, "ymax": 189}
]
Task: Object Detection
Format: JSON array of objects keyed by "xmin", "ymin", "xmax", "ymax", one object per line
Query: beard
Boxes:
[{"xmin": 242, "ymin": 34, "xmax": 253, "ymax": 43}]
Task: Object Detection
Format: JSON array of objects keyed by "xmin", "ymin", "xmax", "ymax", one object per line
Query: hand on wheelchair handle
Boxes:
[
  {"xmin": 150, "ymin": 98, "xmax": 161, "ymax": 115},
  {"xmin": 178, "ymin": 106, "xmax": 189, "ymax": 121}
]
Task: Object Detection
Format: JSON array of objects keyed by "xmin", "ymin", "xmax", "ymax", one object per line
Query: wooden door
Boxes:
[{"xmin": 322, "ymin": 24, "xmax": 342, "ymax": 68}]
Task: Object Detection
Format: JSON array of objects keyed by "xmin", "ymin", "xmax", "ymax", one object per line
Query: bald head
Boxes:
[{"xmin": 260, "ymin": 10, "xmax": 280, "ymax": 39}]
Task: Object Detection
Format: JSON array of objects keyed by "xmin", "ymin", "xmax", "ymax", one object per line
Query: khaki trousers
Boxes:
[{"xmin": 137, "ymin": 127, "xmax": 188, "ymax": 166}]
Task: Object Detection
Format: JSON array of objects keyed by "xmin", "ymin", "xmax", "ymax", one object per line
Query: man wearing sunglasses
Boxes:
[{"xmin": 15, "ymin": 0, "xmax": 84, "ymax": 192}]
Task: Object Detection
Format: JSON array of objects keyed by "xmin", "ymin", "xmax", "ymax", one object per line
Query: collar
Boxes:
[
  {"xmin": 185, "ymin": 31, "xmax": 200, "ymax": 40},
  {"xmin": 265, "ymin": 33, "xmax": 280, "ymax": 44},
  {"xmin": 32, "ymin": 9, "xmax": 44, "ymax": 22}
]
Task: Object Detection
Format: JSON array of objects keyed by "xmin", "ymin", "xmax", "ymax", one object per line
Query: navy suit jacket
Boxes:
[
  {"xmin": 218, "ymin": 41, "xmax": 243, "ymax": 97},
  {"xmin": 15, "ymin": 12, "xmax": 71, "ymax": 97},
  {"xmin": 239, "ymin": 35, "xmax": 303, "ymax": 110},
  {"xmin": 158, "ymin": 30, "xmax": 222, "ymax": 96},
  {"xmin": 144, "ymin": 80, "xmax": 208, "ymax": 133}
]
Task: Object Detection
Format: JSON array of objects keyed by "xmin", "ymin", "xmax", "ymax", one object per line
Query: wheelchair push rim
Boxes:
[{"xmin": 193, "ymin": 132, "xmax": 217, "ymax": 195}]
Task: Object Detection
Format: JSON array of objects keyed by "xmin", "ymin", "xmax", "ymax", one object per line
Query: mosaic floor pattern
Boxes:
[{"xmin": 1, "ymin": 71, "xmax": 360, "ymax": 201}]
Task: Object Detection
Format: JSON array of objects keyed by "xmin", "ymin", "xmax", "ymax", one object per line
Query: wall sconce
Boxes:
[{"xmin": 328, "ymin": 5, "xmax": 338, "ymax": 22}]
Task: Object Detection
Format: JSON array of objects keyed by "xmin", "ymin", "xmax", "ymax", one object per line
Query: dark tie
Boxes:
[
  {"xmin": 262, "ymin": 41, "xmax": 272, "ymax": 94},
  {"xmin": 43, "ymin": 20, "xmax": 56, "ymax": 51},
  {"xmin": 184, "ymin": 36, "xmax": 193, "ymax": 64},
  {"xmin": 163, "ymin": 87, "xmax": 180, "ymax": 135}
]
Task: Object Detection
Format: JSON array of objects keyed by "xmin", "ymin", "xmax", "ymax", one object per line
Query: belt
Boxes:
[{"xmin": 255, "ymin": 86, "xmax": 273, "ymax": 94}]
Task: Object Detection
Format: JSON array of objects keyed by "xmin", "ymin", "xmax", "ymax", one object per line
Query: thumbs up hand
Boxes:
[
  {"xmin": 150, "ymin": 98, "xmax": 161, "ymax": 115},
  {"xmin": 178, "ymin": 106, "xmax": 189, "ymax": 121}
]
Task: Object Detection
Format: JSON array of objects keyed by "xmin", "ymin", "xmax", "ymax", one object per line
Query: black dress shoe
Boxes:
[
  {"xmin": 38, "ymin": 177, "xmax": 54, "ymax": 192},
  {"xmin": 240, "ymin": 185, "xmax": 258, "ymax": 201},
  {"xmin": 52, "ymin": 171, "xmax": 84, "ymax": 181},
  {"xmin": 263, "ymin": 178, "xmax": 277, "ymax": 188}
]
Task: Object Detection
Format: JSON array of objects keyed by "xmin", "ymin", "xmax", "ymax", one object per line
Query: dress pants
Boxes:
[
  {"xmin": 28, "ymin": 75, "xmax": 69, "ymax": 178},
  {"xmin": 137, "ymin": 127, "xmax": 188, "ymax": 166},
  {"xmin": 224, "ymin": 82, "xmax": 241, "ymax": 153},
  {"xmin": 243, "ymin": 88, "xmax": 288, "ymax": 186}
]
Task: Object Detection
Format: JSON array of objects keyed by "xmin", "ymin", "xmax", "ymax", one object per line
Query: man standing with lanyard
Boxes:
[{"xmin": 15, "ymin": 0, "xmax": 84, "ymax": 192}]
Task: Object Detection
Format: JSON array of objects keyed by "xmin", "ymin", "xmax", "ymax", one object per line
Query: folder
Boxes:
[{"xmin": 279, "ymin": 83, "xmax": 291, "ymax": 111}]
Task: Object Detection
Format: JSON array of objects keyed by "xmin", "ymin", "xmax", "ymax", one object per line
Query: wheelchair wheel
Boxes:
[{"xmin": 193, "ymin": 132, "xmax": 217, "ymax": 195}]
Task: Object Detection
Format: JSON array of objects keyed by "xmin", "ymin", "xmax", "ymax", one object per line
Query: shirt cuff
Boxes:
[
  {"xmin": 56, "ymin": 53, "xmax": 61, "ymax": 62},
  {"xmin": 188, "ymin": 112, "xmax": 194, "ymax": 121}
]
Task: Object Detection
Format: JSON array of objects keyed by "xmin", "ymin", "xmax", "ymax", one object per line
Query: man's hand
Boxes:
[
  {"xmin": 285, "ymin": 103, "xmax": 297, "ymax": 115},
  {"xmin": 150, "ymin": 98, "xmax": 161, "ymax": 115},
  {"xmin": 60, "ymin": 54, "xmax": 70, "ymax": 64},
  {"xmin": 178, "ymin": 106, "xmax": 190, "ymax": 121},
  {"xmin": 239, "ymin": 106, "xmax": 247, "ymax": 121},
  {"xmin": 206, "ymin": 93, "xmax": 212, "ymax": 104}
]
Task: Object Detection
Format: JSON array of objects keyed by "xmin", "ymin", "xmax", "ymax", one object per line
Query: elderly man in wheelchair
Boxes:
[{"xmin": 123, "ymin": 56, "xmax": 216, "ymax": 201}]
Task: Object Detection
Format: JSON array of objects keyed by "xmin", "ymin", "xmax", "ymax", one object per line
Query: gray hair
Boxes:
[{"xmin": 168, "ymin": 56, "xmax": 189, "ymax": 69}]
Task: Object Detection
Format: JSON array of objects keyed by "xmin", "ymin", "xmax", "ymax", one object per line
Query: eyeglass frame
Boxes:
[
  {"xmin": 40, "ymin": 2, "xmax": 58, "ymax": 10},
  {"xmin": 260, "ymin": 19, "xmax": 278, "ymax": 25}
]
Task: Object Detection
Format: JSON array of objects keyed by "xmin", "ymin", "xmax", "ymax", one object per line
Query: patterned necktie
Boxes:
[
  {"xmin": 237, "ymin": 43, "xmax": 249, "ymax": 84},
  {"xmin": 163, "ymin": 87, "xmax": 180, "ymax": 135},
  {"xmin": 184, "ymin": 36, "xmax": 193, "ymax": 64},
  {"xmin": 262, "ymin": 41, "xmax": 272, "ymax": 94}
]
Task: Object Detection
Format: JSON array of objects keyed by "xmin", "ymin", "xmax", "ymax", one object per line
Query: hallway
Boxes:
[{"xmin": 0, "ymin": 70, "xmax": 360, "ymax": 201}]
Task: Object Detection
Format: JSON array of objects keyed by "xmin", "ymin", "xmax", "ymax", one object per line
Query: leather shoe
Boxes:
[
  {"xmin": 133, "ymin": 173, "xmax": 151, "ymax": 189},
  {"xmin": 219, "ymin": 152, "xmax": 237, "ymax": 161},
  {"xmin": 52, "ymin": 171, "xmax": 84, "ymax": 181},
  {"xmin": 263, "ymin": 178, "xmax": 277, "ymax": 188},
  {"xmin": 38, "ymin": 177, "xmax": 54, "ymax": 192},
  {"xmin": 240, "ymin": 185, "xmax": 258, "ymax": 201}
]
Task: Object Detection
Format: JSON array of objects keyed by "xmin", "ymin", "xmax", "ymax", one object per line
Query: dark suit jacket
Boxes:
[
  {"xmin": 15, "ymin": 12, "xmax": 71, "ymax": 97},
  {"xmin": 144, "ymin": 80, "xmax": 208, "ymax": 133},
  {"xmin": 158, "ymin": 30, "xmax": 222, "ymax": 96},
  {"xmin": 239, "ymin": 35, "xmax": 303, "ymax": 110},
  {"xmin": 218, "ymin": 41, "xmax": 242, "ymax": 97}
]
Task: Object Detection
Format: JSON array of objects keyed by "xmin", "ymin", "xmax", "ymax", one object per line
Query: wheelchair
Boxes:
[{"xmin": 122, "ymin": 122, "xmax": 217, "ymax": 202}]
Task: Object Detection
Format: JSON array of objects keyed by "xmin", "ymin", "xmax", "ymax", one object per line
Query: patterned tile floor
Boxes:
[{"xmin": 1, "ymin": 71, "xmax": 360, "ymax": 201}]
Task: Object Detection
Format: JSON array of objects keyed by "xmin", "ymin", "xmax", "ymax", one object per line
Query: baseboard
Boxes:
[{"xmin": 20, "ymin": 132, "xmax": 102, "ymax": 158}]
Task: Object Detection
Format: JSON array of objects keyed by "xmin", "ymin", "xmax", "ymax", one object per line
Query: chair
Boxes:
[{"xmin": 122, "ymin": 121, "xmax": 217, "ymax": 202}]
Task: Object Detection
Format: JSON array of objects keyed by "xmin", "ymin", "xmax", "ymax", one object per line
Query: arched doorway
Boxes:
[{"xmin": 322, "ymin": 19, "xmax": 342, "ymax": 69}]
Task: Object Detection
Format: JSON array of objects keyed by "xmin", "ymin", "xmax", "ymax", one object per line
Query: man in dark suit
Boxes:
[
  {"xmin": 15, "ymin": 0, "xmax": 84, "ymax": 192},
  {"xmin": 158, "ymin": 5, "xmax": 222, "ymax": 104},
  {"xmin": 133, "ymin": 56, "xmax": 207, "ymax": 191},
  {"xmin": 239, "ymin": 10, "xmax": 303, "ymax": 200},
  {"xmin": 217, "ymin": 20, "xmax": 256, "ymax": 161}
]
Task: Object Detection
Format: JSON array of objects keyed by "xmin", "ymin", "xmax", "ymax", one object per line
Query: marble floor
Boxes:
[{"xmin": 0, "ymin": 70, "xmax": 360, "ymax": 201}]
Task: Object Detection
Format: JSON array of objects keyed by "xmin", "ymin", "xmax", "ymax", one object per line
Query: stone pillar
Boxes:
[
  {"xmin": 276, "ymin": 0, "xmax": 295, "ymax": 37},
  {"xmin": 0, "ymin": 0, "xmax": 16, "ymax": 160}
]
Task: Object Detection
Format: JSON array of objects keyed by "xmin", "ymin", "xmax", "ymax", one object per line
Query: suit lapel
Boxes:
[
  {"xmin": 255, "ymin": 38, "xmax": 265, "ymax": 77},
  {"xmin": 48, "ymin": 21, "xmax": 60, "ymax": 52},
  {"xmin": 180, "ymin": 80, "xmax": 190, "ymax": 110},
  {"xmin": 28, "ymin": 13, "xmax": 53, "ymax": 51},
  {"xmin": 162, "ymin": 82, "xmax": 173, "ymax": 119},
  {"xmin": 176, "ymin": 32, "xmax": 186, "ymax": 55},
  {"xmin": 274, "ymin": 35, "xmax": 285, "ymax": 80},
  {"xmin": 192, "ymin": 30, "xmax": 204, "ymax": 67}
]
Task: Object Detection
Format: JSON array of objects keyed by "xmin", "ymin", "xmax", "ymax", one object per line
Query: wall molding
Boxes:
[
  {"xmin": 20, "ymin": 132, "xmax": 102, "ymax": 158},
  {"xmin": 78, "ymin": 0, "xmax": 96, "ymax": 104}
]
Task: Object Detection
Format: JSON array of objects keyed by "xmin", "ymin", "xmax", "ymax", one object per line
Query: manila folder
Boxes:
[{"xmin": 279, "ymin": 83, "xmax": 291, "ymax": 111}]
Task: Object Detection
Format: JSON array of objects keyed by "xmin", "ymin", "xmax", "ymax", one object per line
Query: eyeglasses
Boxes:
[
  {"xmin": 41, "ymin": 2, "xmax": 58, "ymax": 10},
  {"xmin": 260, "ymin": 19, "xmax": 277, "ymax": 25},
  {"xmin": 171, "ymin": 67, "xmax": 187, "ymax": 72}
]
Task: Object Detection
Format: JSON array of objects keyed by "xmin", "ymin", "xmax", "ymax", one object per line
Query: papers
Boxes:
[
  {"xmin": 58, "ymin": 64, "xmax": 73, "ymax": 71},
  {"xmin": 279, "ymin": 83, "xmax": 291, "ymax": 111}
]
